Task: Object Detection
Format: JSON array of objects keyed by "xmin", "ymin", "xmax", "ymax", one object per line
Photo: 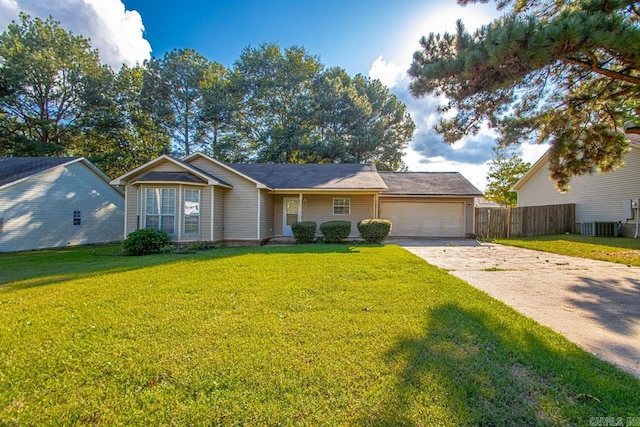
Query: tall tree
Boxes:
[
  {"xmin": 0, "ymin": 13, "xmax": 104, "ymax": 156},
  {"xmin": 408, "ymin": 0, "xmax": 640, "ymax": 190},
  {"xmin": 484, "ymin": 145, "xmax": 531, "ymax": 207},
  {"xmin": 199, "ymin": 64, "xmax": 246, "ymax": 162},
  {"xmin": 142, "ymin": 48, "xmax": 211, "ymax": 156},
  {"xmin": 233, "ymin": 43, "xmax": 323, "ymax": 163},
  {"xmin": 72, "ymin": 65, "xmax": 170, "ymax": 177}
]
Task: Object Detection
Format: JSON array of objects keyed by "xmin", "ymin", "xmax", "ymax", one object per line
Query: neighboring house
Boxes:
[
  {"xmin": 513, "ymin": 133, "xmax": 640, "ymax": 237},
  {"xmin": 110, "ymin": 153, "xmax": 482, "ymax": 244},
  {"xmin": 0, "ymin": 157, "xmax": 125, "ymax": 252}
]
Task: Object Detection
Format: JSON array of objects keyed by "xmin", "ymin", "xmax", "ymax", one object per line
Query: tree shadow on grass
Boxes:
[
  {"xmin": 0, "ymin": 243, "xmax": 362, "ymax": 291},
  {"xmin": 363, "ymin": 304, "xmax": 640, "ymax": 426}
]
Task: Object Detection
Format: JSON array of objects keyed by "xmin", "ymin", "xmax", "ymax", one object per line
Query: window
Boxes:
[
  {"xmin": 183, "ymin": 189, "xmax": 200, "ymax": 234},
  {"xmin": 0, "ymin": 218, "xmax": 3, "ymax": 233},
  {"xmin": 145, "ymin": 188, "xmax": 176, "ymax": 234},
  {"xmin": 333, "ymin": 198, "xmax": 350, "ymax": 215},
  {"xmin": 73, "ymin": 211, "xmax": 81, "ymax": 225}
]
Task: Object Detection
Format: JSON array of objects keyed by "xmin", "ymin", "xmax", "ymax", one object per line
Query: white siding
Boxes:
[
  {"xmin": 0, "ymin": 162, "xmax": 124, "ymax": 252},
  {"xmin": 517, "ymin": 147, "xmax": 640, "ymax": 224}
]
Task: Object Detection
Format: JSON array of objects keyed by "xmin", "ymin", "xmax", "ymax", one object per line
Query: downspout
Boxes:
[
  {"xmin": 177, "ymin": 184, "xmax": 183, "ymax": 241},
  {"xmin": 633, "ymin": 199, "xmax": 640, "ymax": 239},
  {"xmin": 123, "ymin": 185, "xmax": 128, "ymax": 239},
  {"xmin": 210, "ymin": 185, "xmax": 216, "ymax": 242},
  {"xmin": 257, "ymin": 189, "xmax": 261, "ymax": 241},
  {"xmin": 298, "ymin": 193, "xmax": 303, "ymax": 222}
]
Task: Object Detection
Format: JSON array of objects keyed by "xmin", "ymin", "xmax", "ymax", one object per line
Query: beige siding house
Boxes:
[
  {"xmin": 111, "ymin": 153, "xmax": 482, "ymax": 243},
  {"xmin": 514, "ymin": 134, "xmax": 640, "ymax": 237},
  {"xmin": 0, "ymin": 157, "xmax": 124, "ymax": 252}
]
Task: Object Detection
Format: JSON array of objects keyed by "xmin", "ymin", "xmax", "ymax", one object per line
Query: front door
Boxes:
[{"xmin": 283, "ymin": 197, "xmax": 299, "ymax": 236}]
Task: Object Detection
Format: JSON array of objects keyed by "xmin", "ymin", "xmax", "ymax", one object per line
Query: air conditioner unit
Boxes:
[{"xmin": 580, "ymin": 222, "xmax": 619, "ymax": 237}]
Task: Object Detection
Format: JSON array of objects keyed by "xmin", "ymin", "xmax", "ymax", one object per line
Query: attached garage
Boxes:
[
  {"xmin": 380, "ymin": 200, "xmax": 465, "ymax": 237},
  {"xmin": 378, "ymin": 172, "xmax": 482, "ymax": 238}
]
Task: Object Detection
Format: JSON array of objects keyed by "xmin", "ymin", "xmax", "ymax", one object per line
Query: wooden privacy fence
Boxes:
[{"xmin": 475, "ymin": 203, "xmax": 575, "ymax": 239}]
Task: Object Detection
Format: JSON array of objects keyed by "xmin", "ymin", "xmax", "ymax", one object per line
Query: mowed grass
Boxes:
[
  {"xmin": 1, "ymin": 245, "xmax": 639, "ymax": 425},
  {"xmin": 493, "ymin": 234, "xmax": 640, "ymax": 266}
]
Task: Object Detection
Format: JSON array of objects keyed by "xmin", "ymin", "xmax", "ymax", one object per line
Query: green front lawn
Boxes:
[
  {"xmin": 1, "ymin": 244, "xmax": 638, "ymax": 424},
  {"xmin": 493, "ymin": 234, "xmax": 640, "ymax": 266}
]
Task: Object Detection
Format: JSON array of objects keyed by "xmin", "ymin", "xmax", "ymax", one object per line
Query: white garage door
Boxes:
[{"xmin": 380, "ymin": 201, "xmax": 465, "ymax": 237}]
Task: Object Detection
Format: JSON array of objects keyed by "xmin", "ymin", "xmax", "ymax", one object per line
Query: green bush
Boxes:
[
  {"xmin": 357, "ymin": 219, "xmax": 392, "ymax": 243},
  {"xmin": 122, "ymin": 229, "xmax": 171, "ymax": 256},
  {"xmin": 291, "ymin": 221, "xmax": 317, "ymax": 244},
  {"xmin": 320, "ymin": 221, "xmax": 351, "ymax": 243}
]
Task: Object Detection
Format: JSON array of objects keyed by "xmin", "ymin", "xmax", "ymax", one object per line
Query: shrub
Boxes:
[
  {"xmin": 122, "ymin": 229, "xmax": 171, "ymax": 256},
  {"xmin": 320, "ymin": 221, "xmax": 351, "ymax": 243},
  {"xmin": 357, "ymin": 219, "xmax": 392, "ymax": 244},
  {"xmin": 291, "ymin": 221, "xmax": 317, "ymax": 244}
]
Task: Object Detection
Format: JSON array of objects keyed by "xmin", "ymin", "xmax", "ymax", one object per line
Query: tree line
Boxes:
[{"xmin": 0, "ymin": 14, "xmax": 415, "ymax": 178}]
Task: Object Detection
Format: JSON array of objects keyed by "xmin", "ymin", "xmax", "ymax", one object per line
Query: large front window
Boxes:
[
  {"xmin": 184, "ymin": 189, "xmax": 200, "ymax": 234},
  {"xmin": 145, "ymin": 188, "xmax": 176, "ymax": 234}
]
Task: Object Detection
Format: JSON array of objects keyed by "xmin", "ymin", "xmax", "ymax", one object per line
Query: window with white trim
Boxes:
[
  {"xmin": 333, "ymin": 198, "xmax": 350, "ymax": 215},
  {"xmin": 183, "ymin": 189, "xmax": 200, "ymax": 234},
  {"xmin": 145, "ymin": 188, "xmax": 176, "ymax": 234}
]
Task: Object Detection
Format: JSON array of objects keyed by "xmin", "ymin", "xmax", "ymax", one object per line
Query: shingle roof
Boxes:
[
  {"xmin": 133, "ymin": 171, "xmax": 207, "ymax": 184},
  {"xmin": 379, "ymin": 172, "xmax": 482, "ymax": 196},
  {"xmin": 0, "ymin": 157, "xmax": 78, "ymax": 187},
  {"xmin": 229, "ymin": 163, "xmax": 388, "ymax": 190}
]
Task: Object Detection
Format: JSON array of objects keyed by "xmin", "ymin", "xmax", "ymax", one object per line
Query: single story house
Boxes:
[
  {"xmin": 110, "ymin": 153, "xmax": 482, "ymax": 244},
  {"xmin": 513, "ymin": 133, "xmax": 640, "ymax": 237},
  {"xmin": 0, "ymin": 157, "xmax": 125, "ymax": 252}
]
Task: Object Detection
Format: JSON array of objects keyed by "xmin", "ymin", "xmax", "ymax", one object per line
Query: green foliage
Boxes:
[
  {"xmin": 141, "ymin": 48, "xmax": 214, "ymax": 156},
  {"xmin": 229, "ymin": 44, "xmax": 415, "ymax": 169},
  {"xmin": 0, "ymin": 13, "xmax": 103, "ymax": 156},
  {"xmin": 319, "ymin": 220, "xmax": 351, "ymax": 243},
  {"xmin": 357, "ymin": 219, "xmax": 392, "ymax": 243},
  {"xmin": 484, "ymin": 146, "xmax": 530, "ymax": 207},
  {"xmin": 1, "ymin": 15, "xmax": 413, "ymax": 173},
  {"xmin": 409, "ymin": 0, "xmax": 640, "ymax": 190},
  {"xmin": 1, "ymin": 245, "xmax": 639, "ymax": 424},
  {"xmin": 291, "ymin": 221, "xmax": 317, "ymax": 244},
  {"xmin": 121, "ymin": 229, "xmax": 171, "ymax": 256}
]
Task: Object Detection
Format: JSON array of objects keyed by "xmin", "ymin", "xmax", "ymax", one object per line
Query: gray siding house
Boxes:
[
  {"xmin": 514, "ymin": 133, "xmax": 640, "ymax": 237},
  {"xmin": 0, "ymin": 157, "xmax": 125, "ymax": 252},
  {"xmin": 111, "ymin": 153, "xmax": 482, "ymax": 243}
]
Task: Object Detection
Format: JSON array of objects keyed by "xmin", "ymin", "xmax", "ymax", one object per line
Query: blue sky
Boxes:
[{"xmin": 0, "ymin": 0, "xmax": 549, "ymax": 190}]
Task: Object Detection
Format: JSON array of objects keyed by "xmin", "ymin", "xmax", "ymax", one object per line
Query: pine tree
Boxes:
[
  {"xmin": 484, "ymin": 146, "xmax": 530, "ymax": 207},
  {"xmin": 409, "ymin": 0, "xmax": 640, "ymax": 190}
]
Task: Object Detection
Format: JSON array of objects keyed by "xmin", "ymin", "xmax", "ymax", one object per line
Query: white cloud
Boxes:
[
  {"xmin": 368, "ymin": 2, "xmax": 507, "ymax": 191},
  {"xmin": 369, "ymin": 55, "xmax": 407, "ymax": 89},
  {"xmin": 0, "ymin": 0, "xmax": 151, "ymax": 69}
]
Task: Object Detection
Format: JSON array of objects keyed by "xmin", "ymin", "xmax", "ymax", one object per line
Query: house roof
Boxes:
[
  {"xmin": 378, "ymin": 172, "xmax": 482, "ymax": 196},
  {"xmin": 229, "ymin": 163, "xmax": 388, "ymax": 190},
  {"xmin": 0, "ymin": 156, "xmax": 124, "ymax": 195},
  {"xmin": 110, "ymin": 154, "xmax": 232, "ymax": 188},
  {"xmin": 0, "ymin": 157, "xmax": 79, "ymax": 187}
]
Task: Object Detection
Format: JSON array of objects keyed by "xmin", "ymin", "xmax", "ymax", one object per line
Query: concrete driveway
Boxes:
[{"xmin": 391, "ymin": 238, "xmax": 640, "ymax": 379}]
